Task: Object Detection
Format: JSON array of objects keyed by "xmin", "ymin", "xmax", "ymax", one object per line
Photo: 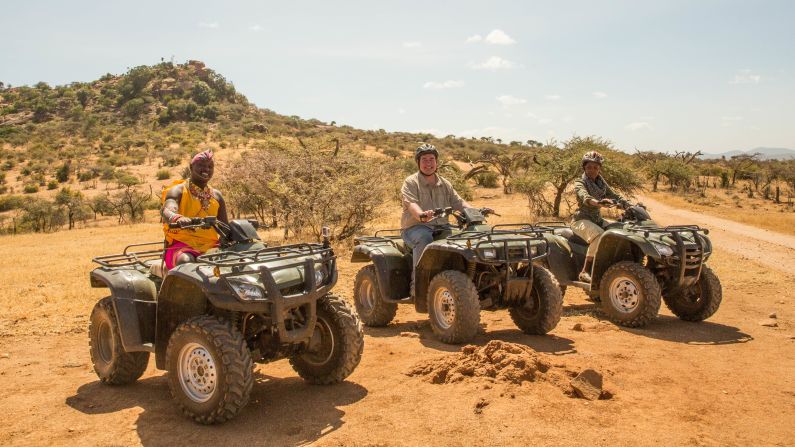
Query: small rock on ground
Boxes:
[
  {"xmin": 473, "ymin": 398, "xmax": 490, "ymax": 414},
  {"xmin": 399, "ymin": 332, "xmax": 420, "ymax": 338},
  {"xmin": 571, "ymin": 369, "xmax": 603, "ymax": 401},
  {"xmin": 759, "ymin": 319, "xmax": 779, "ymax": 328}
]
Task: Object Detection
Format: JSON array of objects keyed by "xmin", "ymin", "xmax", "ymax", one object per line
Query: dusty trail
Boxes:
[{"xmin": 640, "ymin": 195, "xmax": 795, "ymax": 275}]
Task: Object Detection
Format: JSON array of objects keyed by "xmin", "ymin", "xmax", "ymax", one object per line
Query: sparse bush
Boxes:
[
  {"xmin": 156, "ymin": 168, "xmax": 171, "ymax": 180},
  {"xmin": 474, "ymin": 171, "xmax": 499, "ymax": 188},
  {"xmin": 47, "ymin": 180, "xmax": 58, "ymax": 190},
  {"xmin": 23, "ymin": 184, "xmax": 39, "ymax": 194}
]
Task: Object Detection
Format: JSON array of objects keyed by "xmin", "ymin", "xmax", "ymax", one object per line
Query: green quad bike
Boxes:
[
  {"xmin": 536, "ymin": 201, "xmax": 722, "ymax": 328},
  {"xmin": 88, "ymin": 217, "xmax": 363, "ymax": 424},
  {"xmin": 351, "ymin": 207, "xmax": 563, "ymax": 344}
]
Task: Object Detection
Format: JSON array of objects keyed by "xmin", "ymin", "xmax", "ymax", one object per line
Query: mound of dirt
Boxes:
[{"xmin": 406, "ymin": 340, "xmax": 552, "ymax": 385}]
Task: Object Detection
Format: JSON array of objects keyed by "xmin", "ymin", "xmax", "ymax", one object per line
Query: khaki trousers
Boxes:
[{"xmin": 571, "ymin": 219, "xmax": 605, "ymax": 257}]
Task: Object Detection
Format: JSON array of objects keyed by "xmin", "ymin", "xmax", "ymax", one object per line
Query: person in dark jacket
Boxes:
[{"xmin": 571, "ymin": 150, "xmax": 628, "ymax": 282}]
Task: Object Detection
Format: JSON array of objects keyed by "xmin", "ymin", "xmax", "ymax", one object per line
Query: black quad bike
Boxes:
[
  {"xmin": 88, "ymin": 217, "xmax": 364, "ymax": 424},
  {"xmin": 536, "ymin": 202, "xmax": 722, "ymax": 328},
  {"xmin": 351, "ymin": 207, "xmax": 562, "ymax": 344}
]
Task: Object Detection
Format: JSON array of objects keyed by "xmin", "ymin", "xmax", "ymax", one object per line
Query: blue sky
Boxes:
[{"xmin": 1, "ymin": 0, "xmax": 793, "ymax": 153}]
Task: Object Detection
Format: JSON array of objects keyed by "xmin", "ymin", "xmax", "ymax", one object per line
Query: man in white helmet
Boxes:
[{"xmin": 400, "ymin": 143, "xmax": 472, "ymax": 267}]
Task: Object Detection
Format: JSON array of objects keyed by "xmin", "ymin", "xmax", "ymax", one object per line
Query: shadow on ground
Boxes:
[
  {"xmin": 622, "ymin": 315, "xmax": 754, "ymax": 345},
  {"xmin": 66, "ymin": 370, "xmax": 368, "ymax": 446},
  {"xmin": 364, "ymin": 318, "xmax": 576, "ymax": 355}
]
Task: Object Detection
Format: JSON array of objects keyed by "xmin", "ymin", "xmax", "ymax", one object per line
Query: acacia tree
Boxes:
[
  {"xmin": 220, "ymin": 137, "xmax": 394, "ymax": 240},
  {"xmin": 725, "ymin": 153, "xmax": 760, "ymax": 186},
  {"xmin": 475, "ymin": 151, "xmax": 531, "ymax": 194},
  {"xmin": 55, "ymin": 187, "xmax": 88, "ymax": 229}
]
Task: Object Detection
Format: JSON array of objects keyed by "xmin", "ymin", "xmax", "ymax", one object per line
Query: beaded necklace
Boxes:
[{"xmin": 188, "ymin": 180, "xmax": 213, "ymax": 211}]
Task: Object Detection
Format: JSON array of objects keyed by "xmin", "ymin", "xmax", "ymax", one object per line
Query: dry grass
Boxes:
[{"xmin": 644, "ymin": 184, "xmax": 795, "ymax": 236}]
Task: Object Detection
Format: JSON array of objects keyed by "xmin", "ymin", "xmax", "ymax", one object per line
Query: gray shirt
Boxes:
[{"xmin": 400, "ymin": 172, "xmax": 465, "ymax": 229}]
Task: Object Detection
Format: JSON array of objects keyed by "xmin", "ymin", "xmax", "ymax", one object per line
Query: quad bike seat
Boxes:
[
  {"xmin": 392, "ymin": 239, "xmax": 411, "ymax": 255},
  {"xmin": 147, "ymin": 259, "xmax": 166, "ymax": 278},
  {"xmin": 553, "ymin": 227, "xmax": 588, "ymax": 246}
]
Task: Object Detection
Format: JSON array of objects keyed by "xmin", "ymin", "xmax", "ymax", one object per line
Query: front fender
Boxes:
[
  {"xmin": 591, "ymin": 231, "xmax": 658, "ymax": 289},
  {"xmin": 415, "ymin": 244, "xmax": 472, "ymax": 313}
]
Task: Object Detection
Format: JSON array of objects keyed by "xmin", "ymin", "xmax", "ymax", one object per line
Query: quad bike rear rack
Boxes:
[
  {"xmin": 91, "ymin": 241, "xmax": 165, "ymax": 269},
  {"xmin": 626, "ymin": 224, "xmax": 709, "ymax": 287}
]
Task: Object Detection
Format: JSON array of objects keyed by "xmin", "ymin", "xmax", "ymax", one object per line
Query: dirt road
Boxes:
[
  {"xmin": 640, "ymin": 195, "xmax": 795, "ymax": 275},
  {"xmin": 1, "ymin": 196, "xmax": 794, "ymax": 446}
]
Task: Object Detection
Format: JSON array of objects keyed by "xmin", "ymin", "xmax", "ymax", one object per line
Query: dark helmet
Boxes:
[
  {"xmin": 582, "ymin": 150, "xmax": 604, "ymax": 167},
  {"xmin": 415, "ymin": 143, "xmax": 439, "ymax": 163}
]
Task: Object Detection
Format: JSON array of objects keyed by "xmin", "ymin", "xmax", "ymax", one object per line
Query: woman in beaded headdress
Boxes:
[{"xmin": 160, "ymin": 150, "xmax": 229, "ymax": 269}]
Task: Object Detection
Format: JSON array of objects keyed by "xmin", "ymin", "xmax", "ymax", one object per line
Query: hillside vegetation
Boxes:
[{"xmin": 1, "ymin": 60, "xmax": 794, "ymax": 236}]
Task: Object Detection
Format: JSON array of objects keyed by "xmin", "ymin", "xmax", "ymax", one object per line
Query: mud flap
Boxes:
[{"xmin": 504, "ymin": 277, "xmax": 533, "ymax": 301}]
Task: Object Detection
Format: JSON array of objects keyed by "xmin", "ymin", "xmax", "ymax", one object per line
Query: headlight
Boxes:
[
  {"xmin": 651, "ymin": 242, "xmax": 674, "ymax": 257},
  {"xmin": 227, "ymin": 277, "xmax": 265, "ymax": 300},
  {"xmin": 481, "ymin": 248, "xmax": 497, "ymax": 259},
  {"xmin": 314, "ymin": 267, "xmax": 326, "ymax": 286}
]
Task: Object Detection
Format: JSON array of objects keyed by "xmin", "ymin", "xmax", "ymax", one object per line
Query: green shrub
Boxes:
[
  {"xmin": 474, "ymin": 171, "xmax": 499, "ymax": 188},
  {"xmin": 23, "ymin": 184, "xmax": 39, "ymax": 193},
  {"xmin": 156, "ymin": 168, "xmax": 171, "ymax": 180},
  {"xmin": 47, "ymin": 180, "xmax": 58, "ymax": 190},
  {"xmin": 0, "ymin": 195, "xmax": 25, "ymax": 211}
]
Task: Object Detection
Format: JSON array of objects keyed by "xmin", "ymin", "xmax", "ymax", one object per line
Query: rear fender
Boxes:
[
  {"xmin": 415, "ymin": 246, "xmax": 472, "ymax": 313},
  {"xmin": 352, "ymin": 244, "xmax": 411, "ymax": 301},
  {"xmin": 541, "ymin": 234, "xmax": 578, "ymax": 285},
  {"xmin": 89, "ymin": 268, "xmax": 157, "ymax": 353},
  {"xmin": 591, "ymin": 231, "xmax": 658, "ymax": 289}
]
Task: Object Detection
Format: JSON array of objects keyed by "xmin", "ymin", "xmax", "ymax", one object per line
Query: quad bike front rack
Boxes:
[{"xmin": 626, "ymin": 225, "xmax": 709, "ymax": 287}]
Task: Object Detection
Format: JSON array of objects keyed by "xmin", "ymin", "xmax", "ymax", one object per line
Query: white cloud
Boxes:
[
  {"xmin": 485, "ymin": 29, "xmax": 516, "ymax": 45},
  {"xmin": 466, "ymin": 34, "xmax": 483, "ymax": 43},
  {"xmin": 730, "ymin": 69, "xmax": 761, "ymax": 84},
  {"xmin": 496, "ymin": 94, "xmax": 527, "ymax": 106},
  {"xmin": 545, "ymin": 94, "xmax": 561, "ymax": 101},
  {"xmin": 198, "ymin": 22, "xmax": 219, "ymax": 29},
  {"xmin": 538, "ymin": 118, "xmax": 553, "ymax": 125},
  {"xmin": 403, "ymin": 41, "xmax": 422, "ymax": 48},
  {"xmin": 471, "ymin": 56, "xmax": 515, "ymax": 71},
  {"xmin": 526, "ymin": 112, "xmax": 538, "ymax": 119},
  {"xmin": 721, "ymin": 116, "xmax": 744, "ymax": 127},
  {"xmin": 626, "ymin": 121, "xmax": 653, "ymax": 131},
  {"xmin": 592, "ymin": 91, "xmax": 608, "ymax": 99},
  {"xmin": 249, "ymin": 25, "xmax": 262, "ymax": 32},
  {"xmin": 423, "ymin": 80, "xmax": 465, "ymax": 89},
  {"xmin": 397, "ymin": 108, "xmax": 406, "ymax": 115}
]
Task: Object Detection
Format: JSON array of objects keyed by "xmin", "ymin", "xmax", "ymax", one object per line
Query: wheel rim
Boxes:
[
  {"xmin": 516, "ymin": 288, "xmax": 541, "ymax": 319},
  {"xmin": 609, "ymin": 276, "xmax": 641, "ymax": 314},
  {"xmin": 177, "ymin": 342, "xmax": 217, "ymax": 403},
  {"xmin": 97, "ymin": 320, "xmax": 114, "ymax": 364},
  {"xmin": 301, "ymin": 316, "xmax": 335, "ymax": 366},
  {"xmin": 678, "ymin": 281, "xmax": 704, "ymax": 309},
  {"xmin": 358, "ymin": 277, "xmax": 375, "ymax": 311},
  {"xmin": 432, "ymin": 286, "xmax": 456, "ymax": 330}
]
